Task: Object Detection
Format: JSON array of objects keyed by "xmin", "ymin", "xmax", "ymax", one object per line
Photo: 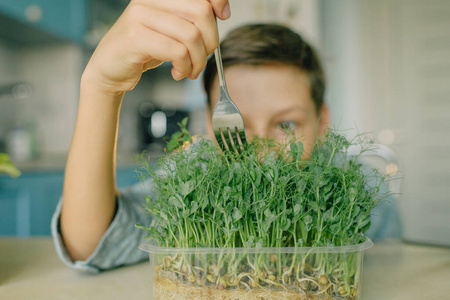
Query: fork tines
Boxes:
[{"xmin": 215, "ymin": 125, "xmax": 246, "ymax": 154}]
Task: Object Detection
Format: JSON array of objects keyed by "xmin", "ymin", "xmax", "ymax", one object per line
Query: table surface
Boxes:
[{"xmin": 1, "ymin": 237, "xmax": 449, "ymax": 299}]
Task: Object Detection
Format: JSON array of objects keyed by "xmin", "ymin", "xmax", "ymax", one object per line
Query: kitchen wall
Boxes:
[
  {"xmin": 0, "ymin": 41, "xmax": 82, "ymax": 157},
  {"xmin": 319, "ymin": 0, "xmax": 398, "ymax": 135},
  {"xmin": 218, "ymin": 0, "xmax": 321, "ymax": 46},
  {"xmin": 0, "ymin": 42, "xmax": 19, "ymax": 82},
  {"xmin": 319, "ymin": 0, "xmax": 450, "ymax": 246},
  {"xmin": 0, "ymin": 41, "xmax": 20, "ymax": 147}
]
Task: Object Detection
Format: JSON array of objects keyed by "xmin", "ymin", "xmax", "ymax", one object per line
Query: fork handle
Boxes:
[{"xmin": 214, "ymin": 47, "xmax": 228, "ymax": 92}]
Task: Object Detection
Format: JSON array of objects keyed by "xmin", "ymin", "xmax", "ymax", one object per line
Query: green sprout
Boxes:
[{"xmin": 137, "ymin": 125, "xmax": 389, "ymax": 299}]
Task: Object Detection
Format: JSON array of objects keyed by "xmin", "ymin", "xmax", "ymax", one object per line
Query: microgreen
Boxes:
[{"xmin": 136, "ymin": 123, "xmax": 389, "ymax": 299}]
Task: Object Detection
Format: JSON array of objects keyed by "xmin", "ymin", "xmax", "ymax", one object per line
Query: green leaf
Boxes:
[
  {"xmin": 330, "ymin": 224, "xmax": 340, "ymax": 235},
  {"xmin": 360, "ymin": 219, "xmax": 371, "ymax": 233},
  {"xmin": 0, "ymin": 161, "xmax": 21, "ymax": 178},
  {"xmin": 351, "ymin": 206, "xmax": 361, "ymax": 219},
  {"xmin": 200, "ymin": 200, "xmax": 209, "ymax": 212},
  {"xmin": 137, "ymin": 225, "xmax": 164, "ymax": 244},
  {"xmin": 296, "ymin": 179, "xmax": 307, "ymax": 193},
  {"xmin": 233, "ymin": 162, "xmax": 241, "ymax": 176},
  {"xmin": 181, "ymin": 210, "xmax": 190, "ymax": 218},
  {"xmin": 294, "ymin": 204, "xmax": 301, "ymax": 215},
  {"xmin": 0, "ymin": 153, "xmax": 11, "ymax": 162},
  {"xmin": 232, "ymin": 207, "xmax": 243, "ymax": 222},
  {"xmin": 304, "ymin": 215, "xmax": 313, "ymax": 225},
  {"xmin": 263, "ymin": 209, "xmax": 277, "ymax": 231},
  {"xmin": 190, "ymin": 201, "xmax": 198, "ymax": 214},
  {"xmin": 272, "ymin": 165, "xmax": 279, "ymax": 180},
  {"xmin": 323, "ymin": 209, "xmax": 332, "ymax": 221},
  {"xmin": 0, "ymin": 153, "xmax": 20, "ymax": 178},
  {"xmin": 160, "ymin": 211, "xmax": 168, "ymax": 221},
  {"xmin": 169, "ymin": 196, "xmax": 184, "ymax": 208},
  {"xmin": 223, "ymin": 186, "xmax": 232, "ymax": 201},
  {"xmin": 290, "ymin": 141, "xmax": 297, "ymax": 160},
  {"xmin": 281, "ymin": 218, "xmax": 291, "ymax": 231},
  {"xmin": 172, "ymin": 131, "xmax": 183, "ymax": 140},
  {"xmin": 310, "ymin": 202, "xmax": 319, "ymax": 212},
  {"xmin": 165, "ymin": 118, "xmax": 192, "ymax": 152},
  {"xmin": 323, "ymin": 192, "xmax": 333, "ymax": 203},
  {"xmin": 244, "ymin": 236, "xmax": 255, "ymax": 247},
  {"xmin": 166, "ymin": 139, "xmax": 179, "ymax": 152},
  {"xmin": 244, "ymin": 188, "xmax": 253, "ymax": 201},
  {"xmin": 180, "ymin": 180, "xmax": 194, "ymax": 196},
  {"xmin": 180, "ymin": 116, "xmax": 188, "ymax": 128}
]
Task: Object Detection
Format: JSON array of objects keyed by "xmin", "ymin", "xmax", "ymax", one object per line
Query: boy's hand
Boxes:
[{"xmin": 83, "ymin": 0, "xmax": 230, "ymax": 95}]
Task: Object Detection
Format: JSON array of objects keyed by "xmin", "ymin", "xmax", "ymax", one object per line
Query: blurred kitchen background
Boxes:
[{"xmin": 0, "ymin": 0, "xmax": 449, "ymax": 246}]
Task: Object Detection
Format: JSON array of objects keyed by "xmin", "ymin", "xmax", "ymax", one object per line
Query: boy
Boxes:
[{"xmin": 52, "ymin": 0, "xmax": 400, "ymax": 272}]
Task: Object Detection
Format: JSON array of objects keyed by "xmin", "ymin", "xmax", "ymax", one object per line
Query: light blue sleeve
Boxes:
[
  {"xmin": 362, "ymin": 166, "xmax": 403, "ymax": 241},
  {"xmin": 51, "ymin": 180, "xmax": 154, "ymax": 273},
  {"xmin": 339, "ymin": 144, "xmax": 402, "ymax": 241}
]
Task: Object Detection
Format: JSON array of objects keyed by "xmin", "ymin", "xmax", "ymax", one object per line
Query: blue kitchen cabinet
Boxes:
[
  {"xmin": 0, "ymin": 171, "xmax": 62, "ymax": 236},
  {"xmin": 0, "ymin": 0, "xmax": 88, "ymax": 43},
  {"xmin": 0, "ymin": 171, "xmax": 63, "ymax": 236},
  {"xmin": 0, "ymin": 166, "xmax": 140, "ymax": 236}
]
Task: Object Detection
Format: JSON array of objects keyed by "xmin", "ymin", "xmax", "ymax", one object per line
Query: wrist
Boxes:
[
  {"xmin": 80, "ymin": 71, "xmax": 125, "ymax": 108},
  {"xmin": 80, "ymin": 64, "xmax": 127, "ymax": 96}
]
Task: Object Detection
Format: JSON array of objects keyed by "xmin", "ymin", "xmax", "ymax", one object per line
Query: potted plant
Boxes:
[{"xmin": 137, "ymin": 120, "xmax": 388, "ymax": 300}]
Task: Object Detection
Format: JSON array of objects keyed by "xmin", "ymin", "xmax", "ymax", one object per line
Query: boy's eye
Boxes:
[{"xmin": 277, "ymin": 121, "xmax": 298, "ymax": 132}]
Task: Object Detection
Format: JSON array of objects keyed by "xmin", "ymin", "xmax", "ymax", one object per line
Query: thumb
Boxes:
[
  {"xmin": 210, "ymin": 0, "xmax": 231, "ymax": 20},
  {"xmin": 143, "ymin": 60, "xmax": 164, "ymax": 72}
]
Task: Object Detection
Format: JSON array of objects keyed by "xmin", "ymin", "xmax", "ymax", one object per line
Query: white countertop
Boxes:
[{"xmin": 1, "ymin": 238, "xmax": 449, "ymax": 299}]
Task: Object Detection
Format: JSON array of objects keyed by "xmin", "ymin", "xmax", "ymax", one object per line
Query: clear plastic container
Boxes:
[{"xmin": 140, "ymin": 238, "xmax": 373, "ymax": 300}]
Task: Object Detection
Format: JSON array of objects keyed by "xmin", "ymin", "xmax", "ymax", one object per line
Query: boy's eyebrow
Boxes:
[{"xmin": 274, "ymin": 105, "xmax": 308, "ymax": 115}]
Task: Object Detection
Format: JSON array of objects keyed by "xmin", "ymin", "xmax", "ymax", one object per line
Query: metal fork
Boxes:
[{"xmin": 211, "ymin": 46, "xmax": 247, "ymax": 153}]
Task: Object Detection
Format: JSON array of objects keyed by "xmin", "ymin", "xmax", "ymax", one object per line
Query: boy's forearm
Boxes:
[
  {"xmin": 57, "ymin": 0, "xmax": 229, "ymax": 262},
  {"xmin": 60, "ymin": 78, "xmax": 124, "ymax": 261}
]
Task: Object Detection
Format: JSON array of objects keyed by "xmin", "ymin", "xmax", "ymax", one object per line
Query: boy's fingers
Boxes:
[
  {"xmin": 188, "ymin": 1, "xmax": 220, "ymax": 54},
  {"xmin": 141, "ymin": 0, "xmax": 219, "ymax": 55},
  {"xmin": 135, "ymin": 29, "xmax": 192, "ymax": 80},
  {"xmin": 174, "ymin": 0, "xmax": 219, "ymax": 54},
  {"xmin": 119, "ymin": 0, "xmax": 225, "ymax": 80},
  {"xmin": 208, "ymin": 0, "xmax": 231, "ymax": 20},
  {"xmin": 138, "ymin": 9, "xmax": 207, "ymax": 79}
]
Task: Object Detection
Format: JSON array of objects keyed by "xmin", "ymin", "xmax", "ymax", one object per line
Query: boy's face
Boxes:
[{"xmin": 206, "ymin": 64, "xmax": 329, "ymax": 157}]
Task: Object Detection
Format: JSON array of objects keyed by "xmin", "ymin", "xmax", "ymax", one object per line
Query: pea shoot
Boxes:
[{"xmin": 137, "ymin": 121, "xmax": 388, "ymax": 299}]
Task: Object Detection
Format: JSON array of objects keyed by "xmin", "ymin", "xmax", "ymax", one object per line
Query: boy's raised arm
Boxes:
[{"xmin": 61, "ymin": 0, "xmax": 230, "ymax": 261}]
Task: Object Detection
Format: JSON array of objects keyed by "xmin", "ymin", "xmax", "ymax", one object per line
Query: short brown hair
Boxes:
[{"xmin": 203, "ymin": 24, "xmax": 326, "ymax": 115}]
